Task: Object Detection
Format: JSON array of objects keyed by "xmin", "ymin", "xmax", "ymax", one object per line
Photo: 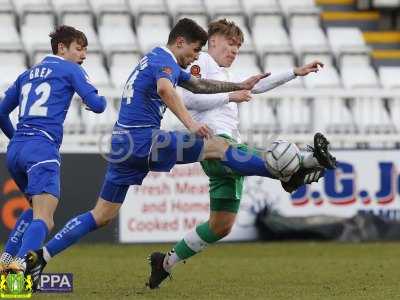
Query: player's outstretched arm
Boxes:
[
  {"xmin": 252, "ymin": 60, "xmax": 324, "ymax": 94},
  {"xmin": 179, "ymin": 73, "xmax": 270, "ymax": 94},
  {"xmin": 157, "ymin": 78, "xmax": 212, "ymax": 138},
  {"xmin": 0, "ymin": 83, "xmax": 19, "ymax": 139}
]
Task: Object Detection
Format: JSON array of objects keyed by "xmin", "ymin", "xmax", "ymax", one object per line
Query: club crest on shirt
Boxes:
[
  {"xmin": 190, "ymin": 65, "xmax": 201, "ymax": 78},
  {"xmin": 162, "ymin": 66, "xmax": 173, "ymax": 75}
]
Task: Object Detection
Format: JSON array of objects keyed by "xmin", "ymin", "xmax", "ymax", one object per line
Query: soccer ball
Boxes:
[{"xmin": 264, "ymin": 140, "xmax": 301, "ymax": 180}]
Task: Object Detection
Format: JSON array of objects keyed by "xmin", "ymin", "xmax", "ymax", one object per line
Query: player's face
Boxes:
[
  {"xmin": 59, "ymin": 40, "xmax": 87, "ymax": 65},
  {"xmin": 177, "ymin": 40, "xmax": 202, "ymax": 68},
  {"xmin": 210, "ymin": 34, "xmax": 241, "ymax": 67}
]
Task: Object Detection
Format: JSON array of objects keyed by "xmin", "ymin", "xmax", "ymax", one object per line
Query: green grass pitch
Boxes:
[{"xmin": 31, "ymin": 242, "xmax": 400, "ymax": 299}]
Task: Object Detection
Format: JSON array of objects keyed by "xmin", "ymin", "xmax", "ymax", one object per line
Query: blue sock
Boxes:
[
  {"xmin": 4, "ymin": 208, "xmax": 33, "ymax": 256},
  {"xmin": 222, "ymin": 146, "xmax": 275, "ymax": 178},
  {"xmin": 45, "ymin": 212, "xmax": 97, "ymax": 258},
  {"xmin": 16, "ymin": 219, "xmax": 48, "ymax": 259}
]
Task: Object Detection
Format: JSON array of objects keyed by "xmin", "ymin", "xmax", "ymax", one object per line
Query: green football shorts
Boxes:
[{"xmin": 200, "ymin": 134, "xmax": 260, "ymax": 213}]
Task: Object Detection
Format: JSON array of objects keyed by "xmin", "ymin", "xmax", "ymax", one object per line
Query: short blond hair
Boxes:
[{"xmin": 208, "ymin": 19, "xmax": 244, "ymax": 44}]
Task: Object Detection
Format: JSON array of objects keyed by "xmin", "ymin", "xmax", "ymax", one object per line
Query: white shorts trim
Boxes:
[{"xmin": 27, "ymin": 159, "xmax": 60, "ymax": 173}]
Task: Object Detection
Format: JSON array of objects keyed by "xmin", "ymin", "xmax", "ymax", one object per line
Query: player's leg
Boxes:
[
  {"xmin": 0, "ymin": 155, "xmax": 33, "ymax": 273},
  {"xmin": 148, "ymin": 159, "xmax": 243, "ymax": 289}
]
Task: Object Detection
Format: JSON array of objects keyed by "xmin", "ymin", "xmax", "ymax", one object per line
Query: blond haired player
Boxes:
[{"xmin": 147, "ymin": 19, "xmax": 336, "ymax": 288}]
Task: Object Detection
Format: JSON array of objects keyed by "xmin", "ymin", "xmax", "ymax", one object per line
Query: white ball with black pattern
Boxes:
[{"xmin": 265, "ymin": 140, "xmax": 301, "ymax": 180}]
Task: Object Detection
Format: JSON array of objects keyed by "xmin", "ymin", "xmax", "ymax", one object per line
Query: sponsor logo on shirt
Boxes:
[{"xmin": 161, "ymin": 66, "xmax": 173, "ymax": 75}]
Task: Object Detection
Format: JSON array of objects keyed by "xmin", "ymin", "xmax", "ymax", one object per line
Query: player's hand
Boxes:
[
  {"xmin": 294, "ymin": 60, "xmax": 324, "ymax": 76},
  {"xmin": 240, "ymin": 73, "xmax": 271, "ymax": 90},
  {"xmin": 229, "ymin": 90, "xmax": 252, "ymax": 103},
  {"xmin": 188, "ymin": 122, "xmax": 213, "ymax": 139}
]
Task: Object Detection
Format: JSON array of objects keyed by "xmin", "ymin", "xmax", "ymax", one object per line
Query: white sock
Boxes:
[
  {"xmin": 302, "ymin": 153, "xmax": 321, "ymax": 168},
  {"xmin": 43, "ymin": 247, "xmax": 52, "ymax": 263},
  {"xmin": 163, "ymin": 249, "xmax": 181, "ymax": 273}
]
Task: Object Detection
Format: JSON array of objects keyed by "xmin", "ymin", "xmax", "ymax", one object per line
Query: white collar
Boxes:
[
  {"xmin": 45, "ymin": 54, "xmax": 65, "ymax": 60},
  {"xmin": 160, "ymin": 46, "xmax": 178, "ymax": 63}
]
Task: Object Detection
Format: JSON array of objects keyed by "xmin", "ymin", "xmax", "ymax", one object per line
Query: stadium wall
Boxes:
[{"xmin": 0, "ymin": 154, "xmax": 117, "ymax": 243}]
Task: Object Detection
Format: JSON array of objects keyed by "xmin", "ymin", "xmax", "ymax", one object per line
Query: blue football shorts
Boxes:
[
  {"xmin": 6, "ymin": 135, "xmax": 61, "ymax": 199},
  {"xmin": 100, "ymin": 126, "xmax": 204, "ymax": 203}
]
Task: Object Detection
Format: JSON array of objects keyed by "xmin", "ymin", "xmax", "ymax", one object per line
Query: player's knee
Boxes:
[
  {"xmin": 203, "ymin": 137, "xmax": 230, "ymax": 159},
  {"xmin": 91, "ymin": 209, "xmax": 116, "ymax": 227}
]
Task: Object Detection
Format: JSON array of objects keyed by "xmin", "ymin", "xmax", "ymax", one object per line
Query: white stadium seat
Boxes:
[
  {"xmin": 241, "ymin": 0, "xmax": 281, "ymax": 18},
  {"xmin": 82, "ymin": 98, "xmax": 118, "ymax": 133},
  {"xmin": 128, "ymin": 0, "xmax": 167, "ymax": 16},
  {"xmin": 31, "ymin": 51, "xmax": 52, "ymax": 66},
  {"xmin": 21, "ymin": 13, "xmax": 55, "ymax": 56},
  {"xmin": 51, "ymin": 0, "xmax": 91, "ymax": 15},
  {"xmin": 109, "ymin": 52, "xmax": 141, "ymax": 88},
  {"xmin": 174, "ymin": 13, "xmax": 208, "ymax": 29},
  {"xmin": 0, "ymin": 0, "xmax": 13, "ymax": 12},
  {"xmin": 278, "ymin": 0, "xmax": 320, "ymax": 17},
  {"xmin": 263, "ymin": 54, "xmax": 303, "ymax": 88},
  {"xmin": 0, "ymin": 51, "xmax": 26, "ymax": 89},
  {"xmin": 373, "ymin": 0, "xmax": 400, "ymax": 7},
  {"xmin": 290, "ymin": 15, "xmax": 330, "ymax": 57},
  {"xmin": 136, "ymin": 14, "xmax": 170, "ymax": 53},
  {"xmin": 12, "ymin": 0, "xmax": 52, "ymax": 16},
  {"xmin": 302, "ymin": 54, "xmax": 341, "ymax": 88},
  {"xmin": 230, "ymin": 53, "xmax": 260, "ymax": 79},
  {"xmin": 379, "ymin": 67, "xmax": 400, "ymax": 89},
  {"xmin": 203, "ymin": 0, "xmax": 242, "ymax": 18},
  {"xmin": 167, "ymin": 0, "xmax": 206, "ymax": 17},
  {"xmin": 98, "ymin": 13, "xmax": 139, "ymax": 56},
  {"xmin": 277, "ymin": 97, "xmax": 312, "ymax": 133},
  {"xmin": 340, "ymin": 54, "xmax": 380, "ymax": 89},
  {"xmin": 88, "ymin": 0, "xmax": 128, "ymax": 15},
  {"xmin": 238, "ymin": 95, "xmax": 278, "ymax": 133},
  {"xmin": 82, "ymin": 51, "xmax": 111, "ymax": 87},
  {"xmin": 252, "ymin": 15, "xmax": 292, "ymax": 55},
  {"xmin": 0, "ymin": 12, "xmax": 22, "ymax": 51},
  {"xmin": 64, "ymin": 99, "xmax": 83, "ymax": 134},
  {"xmin": 327, "ymin": 27, "xmax": 370, "ymax": 58},
  {"xmin": 61, "ymin": 13, "xmax": 101, "ymax": 51}
]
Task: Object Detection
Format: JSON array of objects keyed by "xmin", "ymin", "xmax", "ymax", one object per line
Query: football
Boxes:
[{"xmin": 265, "ymin": 140, "xmax": 301, "ymax": 180}]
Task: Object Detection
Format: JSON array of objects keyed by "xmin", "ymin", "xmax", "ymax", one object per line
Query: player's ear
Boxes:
[{"xmin": 176, "ymin": 36, "xmax": 185, "ymax": 48}]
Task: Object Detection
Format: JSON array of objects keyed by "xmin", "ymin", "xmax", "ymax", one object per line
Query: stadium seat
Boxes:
[
  {"xmin": 327, "ymin": 27, "xmax": 370, "ymax": 59},
  {"xmin": 161, "ymin": 104, "xmax": 185, "ymax": 130},
  {"xmin": 51, "ymin": 0, "xmax": 91, "ymax": 16},
  {"xmin": 263, "ymin": 54, "xmax": 303, "ymax": 88},
  {"xmin": 388, "ymin": 98, "xmax": 400, "ymax": 132},
  {"xmin": 83, "ymin": 51, "xmax": 111, "ymax": 87},
  {"xmin": 352, "ymin": 97, "xmax": 395, "ymax": 134},
  {"xmin": 61, "ymin": 12, "xmax": 101, "ymax": 51},
  {"xmin": 290, "ymin": 15, "xmax": 330, "ymax": 57},
  {"xmin": 319, "ymin": 97, "xmax": 356, "ymax": 134},
  {"xmin": 174, "ymin": 13, "xmax": 208, "ymax": 29},
  {"xmin": 241, "ymin": 0, "xmax": 281, "ymax": 19},
  {"xmin": 0, "ymin": 51, "xmax": 26, "ymax": 89},
  {"xmin": 0, "ymin": 0, "xmax": 13, "ymax": 12},
  {"xmin": 302, "ymin": 54, "xmax": 342, "ymax": 88},
  {"xmin": 82, "ymin": 98, "xmax": 118, "ymax": 133},
  {"xmin": 230, "ymin": 53, "xmax": 260, "ymax": 79},
  {"xmin": 109, "ymin": 52, "xmax": 141, "ymax": 88},
  {"xmin": 238, "ymin": 95, "xmax": 278, "ymax": 133},
  {"xmin": 88, "ymin": 0, "xmax": 128, "ymax": 16},
  {"xmin": 379, "ymin": 67, "xmax": 400, "ymax": 89},
  {"xmin": 167, "ymin": 0, "xmax": 206, "ymax": 17},
  {"xmin": 277, "ymin": 97, "xmax": 312, "ymax": 133},
  {"xmin": 21, "ymin": 13, "xmax": 55, "ymax": 57},
  {"xmin": 12, "ymin": 0, "xmax": 52, "ymax": 16},
  {"xmin": 98, "ymin": 13, "xmax": 139, "ymax": 57},
  {"xmin": 340, "ymin": 54, "xmax": 380, "ymax": 88},
  {"xmin": 128, "ymin": 0, "xmax": 168, "ymax": 16},
  {"xmin": 31, "ymin": 51, "xmax": 52, "ymax": 66},
  {"xmin": 213, "ymin": 14, "xmax": 254, "ymax": 52},
  {"xmin": 252, "ymin": 15, "xmax": 292, "ymax": 56},
  {"xmin": 278, "ymin": 0, "xmax": 320, "ymax": 17},
  {"xmin": 0, "ymin": 12, "xmax": 22, "ymax": 51},
  {"xmin": 136, "ymin": 14, "xmax": 170, "ymax": 53},
  {"xmin": 372, "ymin": 0, "xmax": 400, "ymax": 8},
  {"xmin": 64, "ymin": 99, "xmax": 83, "ymax": 134},
  {"xmin": 203, "ymin": 0, "xmax": 242, "ymax": 18}
]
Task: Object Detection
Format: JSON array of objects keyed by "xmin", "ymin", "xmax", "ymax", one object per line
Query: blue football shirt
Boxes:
[
  {"xmin": 1, "ymin": 55, "xmax": 98, "ymax": 145},
  {"xmin": 117, "ymin": 47, "xmax": 191, "ymax": 128}
]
